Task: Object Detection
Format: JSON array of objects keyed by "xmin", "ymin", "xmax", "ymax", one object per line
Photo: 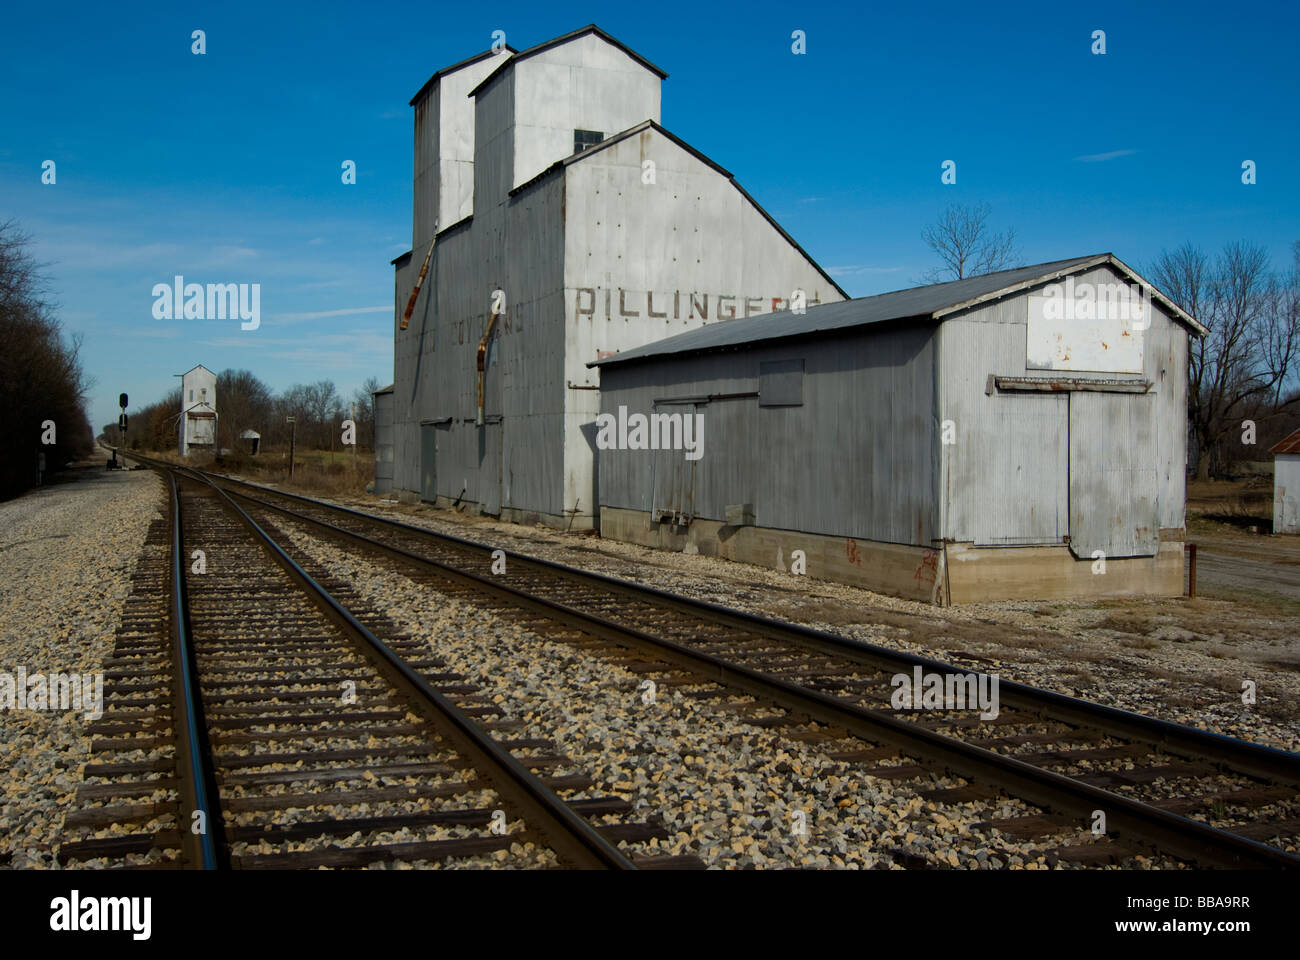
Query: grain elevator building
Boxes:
[{"xmin": 387, "ymin": 26, "xmax": 845, "ymax": 525}]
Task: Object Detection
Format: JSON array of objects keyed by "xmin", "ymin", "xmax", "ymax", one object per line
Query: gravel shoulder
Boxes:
[{"xmin": 0, "ymin": 464, "xmax": 163, "ymax": 869}]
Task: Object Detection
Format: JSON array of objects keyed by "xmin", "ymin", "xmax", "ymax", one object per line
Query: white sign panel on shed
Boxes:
[{"xmin": 1026, "ymin": 289, "xmax": 1144, "ymax": 374}]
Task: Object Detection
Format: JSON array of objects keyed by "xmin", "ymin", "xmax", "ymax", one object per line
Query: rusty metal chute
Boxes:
[
  {"xmin": 476, "ymin": 307, "xmax": 501, "ymax": 426},
  {"xmin": 399, "ymin": 237, "xmax": 436, "ymax": 331}
]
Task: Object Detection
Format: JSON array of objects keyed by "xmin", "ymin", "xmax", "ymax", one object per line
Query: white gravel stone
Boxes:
[{"xmin": 0, "ymin": 466, "xmax": 163, "ymax": 869}]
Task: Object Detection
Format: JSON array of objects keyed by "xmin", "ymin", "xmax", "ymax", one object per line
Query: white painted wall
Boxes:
[
  {"xmin": 1276, "ymin": 455, "xmax": 1300, "ymax": 534},
  {"xmin": 512, "ymin": 34, "xmax": 661, "ymax": 190},
  {"xmin": 179, "ymin": 365, "xmax": 217, "ymax": 456}
]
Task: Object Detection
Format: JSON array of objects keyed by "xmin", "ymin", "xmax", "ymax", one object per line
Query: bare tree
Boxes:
[
  {"xmin": 216, "ymin": 369, "xmax": 274, "ymax": 450},
  {"xmin": 1150, "ymin": 240, "xmax": 1300, "ymax": 479},
  {"xmin": 920, "ymin": 203, "xmax": 1018, "ymax": 283},
  {"xmin": 0, "ymin": 220, "xmax": 94, "ymax": 497},
  {"xmin": 351, "ymin": 376, "xmax": 382, "ymax": 451}
]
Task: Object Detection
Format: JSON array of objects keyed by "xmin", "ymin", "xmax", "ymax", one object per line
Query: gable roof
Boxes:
[
  {"xmin": 511, "ymin": 119, "xmax": 847, "ymax": 300},
  {"xmin": 409, "ymin": 46, "xmax": 517, "ymax": 106},
  {"xmin": 1270, "ymin": 428, "xmax": 1300, "ymax": 455},
  {"xmin": 468, "ymin": 24, "xmax": 667, "ymax": 99},
  {"xmin": 182, "ymin": 364, "xmax": 215, "ymax": 377},
  {"xmin": 590, "ymin": 254, "xmax": 1206, "ymax": 368}
]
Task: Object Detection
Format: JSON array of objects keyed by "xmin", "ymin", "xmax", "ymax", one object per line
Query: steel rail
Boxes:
[
  {"xmin": 167, "ymin": 471, "xmax": 228, "ymax": 869},
  {"xmin": 175, "ymin": 467, "xmax": 635, "ymax": 870},
  {"xmin": 199, "ymin": 477, "xmax": 1300, "ymax": 868},
  {"xmin": 199, "ymin": 468, "xmax": 1300, "ymax": 784}
]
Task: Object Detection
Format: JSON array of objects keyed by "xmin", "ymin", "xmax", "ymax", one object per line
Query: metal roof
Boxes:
[
  {"xmin": 373, "ymin": 383, "xmax": 395, "ymax": 395},
  {"xmin": 467, "ymin": 25, "xmax": 668, "ymax": 99},
  {"xmin": 408, "ymin": 46, "xmax": 517, "ymax": 106},
  {"xmin": 1270, "ymin": 428, "xmax": 1300, "ymax": 455},
  {"xmin": 590, "ymin": 254, "xmax": 1206, "ymax": 369}
]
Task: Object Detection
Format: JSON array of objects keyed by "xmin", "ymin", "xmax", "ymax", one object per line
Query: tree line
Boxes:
[
  {"xmin": 0, "ymin": 221, "xmax": 94, "ymax": 500},
  {"xmin": 108, "ymin": 372, "xmax": 382, "ymax": 455}
]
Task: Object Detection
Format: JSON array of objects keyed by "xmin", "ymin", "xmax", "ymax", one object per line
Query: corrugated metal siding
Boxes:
[
  {"xmin": 1069, "ymin": 391, "xmax": 1160, "ymax": 557},
  {"xmin": 374, "ymin": 391, "xmax": 394, "ymax": 493},
  {"xmin": 1146, "ymin": 304, "xmax": 1188, "ymax": 529},
  {"xmin": 598, "ymin": 325, "xmax": 938, "ymax": 544},
  {"xmin": 1276, "ymin": 456, "xmax": 1300, "ymax": 534},
  {"xmin": 939, "ymin": 265, "xmax": 1187, "ymax": 549},
  {"xmin": 972, "ymin": 394, "xmax": 1068, "ymax": 545},
  {"xmin": 412, "ymin": 91, "xmax": 437, "ymax": 249}
]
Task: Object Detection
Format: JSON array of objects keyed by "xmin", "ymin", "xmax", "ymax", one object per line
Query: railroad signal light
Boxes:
[{"xmin": 119, "ymin": 392, "xmax": 128, "ymax": 410}]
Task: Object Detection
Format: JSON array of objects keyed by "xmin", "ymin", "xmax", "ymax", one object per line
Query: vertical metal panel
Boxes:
[
  {"xmin": 971, "ymin": 394, "xmax": 1068, "ymax": 545},
  {"xmin": 1276, "ymin": 456, "xmax": 1300, "ymax": 534},
  {"xmin": 1145, "ymin": 302, "xmax": 1188, "ymax": 530},
  {"xmin": 937, "ymin": 298, "xmax": 1040, "ymax": 543},
  {"xmin": 374, "ymin": 392, "xmax": 394, "ymax": 493},
  {"xmin": 1069, "ymin": 391, "xmax": 1160, "ymax": 557},
  {"xmin": 420, "ymin": 423, "xmax": 437, "ymax": 502}
]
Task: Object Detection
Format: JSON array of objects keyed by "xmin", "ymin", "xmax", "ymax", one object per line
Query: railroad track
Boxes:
[
  {"xmin": 59, "ymin": 467, "xmax": 696, "ymax": 869},
  {"xmin": 128, "ymin": 455, "xmax": 1300, "ymax": 870}
]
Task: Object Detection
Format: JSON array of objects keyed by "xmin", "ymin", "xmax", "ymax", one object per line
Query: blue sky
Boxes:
[{"xmin": 2, "ymin": 0, "xmax": 1296, "ymax": 430}]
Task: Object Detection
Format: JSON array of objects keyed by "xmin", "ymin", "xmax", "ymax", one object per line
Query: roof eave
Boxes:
[
  {"xmin": 931, "ymin": 253, "xmax": 1209, "ymax": 337},
  {"xmin": 468, "ymin": 24, "xmax": 668, "ymax": 98},
  {"xmin": 409, "ymin": 47, "xmax": 517, "ymax": 106}
]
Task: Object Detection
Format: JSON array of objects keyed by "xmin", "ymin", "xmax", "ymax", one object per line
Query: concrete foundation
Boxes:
[
  {"xmin": 393, "ymin": 488, "xmax": 597, "ymax": 532},
  {"xmin": 599, "ymin": 506, "xmax": 1186, "ymax": 604}
]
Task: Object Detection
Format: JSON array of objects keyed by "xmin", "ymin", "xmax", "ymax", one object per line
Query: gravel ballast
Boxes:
[
  {"xmin": 271, "ymin": 517, "xmax": 1184, "ymax": 869},
  {"xmin": 300, "ymin": 493, "xmax": 1300, "ymax": 753},
  {"xmin": 0, "ymin": 466, "xmax": 163, "ymax": 869}
]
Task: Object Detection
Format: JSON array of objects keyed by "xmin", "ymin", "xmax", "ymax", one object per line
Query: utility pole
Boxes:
[{"xmin": 286, "ymin": 416, "xmax": 296, "ymax": 479}]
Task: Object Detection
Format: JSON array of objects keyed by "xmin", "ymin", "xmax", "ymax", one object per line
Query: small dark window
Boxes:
[
  {"xmin": 574, "ymin": 129, "xmax": 604, "ymax": 153},
  {"xmin": 759, "ymin": 359, "xmax": 804, "ymax": 407}
]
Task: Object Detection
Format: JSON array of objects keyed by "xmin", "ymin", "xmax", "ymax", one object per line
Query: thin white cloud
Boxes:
[
  {"xmin": 274, "ymin": 306, "xmax": 390, "ymax": 321},
  {"xmin": 1074, "ymin": 149, "xmax": 1139, "ymax": 163},
  {"xmin": 827, "ymin": 264, "xmax": 905, "ymax": 277}
]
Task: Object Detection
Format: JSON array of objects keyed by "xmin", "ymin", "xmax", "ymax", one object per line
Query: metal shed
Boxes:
[
  {"xmin": 1271, "ymin": 429, "xmax": 1300, "ymax": 534},
  {"xmin": 591, "ymin": 255, "xmax": 1206, "ymax": 604}
]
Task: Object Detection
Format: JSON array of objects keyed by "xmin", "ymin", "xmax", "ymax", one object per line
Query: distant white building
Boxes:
[
  {"xmin": 179, "ymin": 364, "xmax": 218, "ymax": 456},
  {"xmin": 1272, "ymin": 429, "xmax": 1300, "ymax": 534}
]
